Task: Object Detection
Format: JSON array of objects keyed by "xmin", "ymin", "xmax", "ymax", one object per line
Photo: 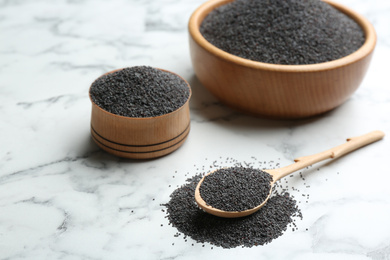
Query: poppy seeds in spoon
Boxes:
[
  {"xmin": 90, "ymin": 66, "xmax": 190, "ymax": 118},
  {"xmin": 200, "ymin": 0, "xmax": 365, "ymax": 65},
  {"xmin": 199, "ymin": 167, "xmax": 273, "ymax": 212}
]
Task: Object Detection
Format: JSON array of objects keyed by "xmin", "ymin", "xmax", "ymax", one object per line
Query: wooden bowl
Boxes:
[
  {"xmin": 189, "ymin": 0, "xmax": 376, "ymax": 119},
  {"xmin": 89, "ymin": 68, "xmax": 191, "ymax": 159}
]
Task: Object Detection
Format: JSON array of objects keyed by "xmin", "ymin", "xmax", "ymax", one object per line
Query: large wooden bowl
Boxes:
[
  {"xmin": 189, "ymin": 0, "xmax": 376, "ymax": 119},
  {"xmin": 89, "ymin": 68, "xmax": 191, "ymax": 159}
]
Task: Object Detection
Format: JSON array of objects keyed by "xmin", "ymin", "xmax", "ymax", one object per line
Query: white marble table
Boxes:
[{"xmin": 1, "ymin": 0, "xmax": 390, "ymax": 259}]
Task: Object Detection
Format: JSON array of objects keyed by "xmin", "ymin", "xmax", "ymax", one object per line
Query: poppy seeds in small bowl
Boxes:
[
  {"xmin": 89, "ymin": 66, "xmax": 191, "ymax": 159},
  {"xmin": 90, "ymin": 66, "xmax": 190, "ymax": 118}
]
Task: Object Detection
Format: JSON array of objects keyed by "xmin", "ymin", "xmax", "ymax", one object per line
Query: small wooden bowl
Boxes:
[
  {"xmin": 189, "ymin": 0, "xmax": 376, "ymax": 119},
  {"xmin": 89, "ymin": 68, "xmax": 191, "ymax": 159}
]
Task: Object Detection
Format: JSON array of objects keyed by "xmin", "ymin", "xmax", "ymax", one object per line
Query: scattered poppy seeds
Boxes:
[
  {"xmin": 90, "ymin": 66, "xmax": 190, "ymax": 118},
  {"xmin": 200, "ymin": 0, "xmax": 365, "ymax": 65},
  {"xmin": 162, "ymin": 173, "xmax": 301, "ymax": 248}
]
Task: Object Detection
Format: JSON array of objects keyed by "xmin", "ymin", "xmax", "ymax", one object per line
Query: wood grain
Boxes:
[{"xmin": 189, "ymin": 0, "xmax": 377, "ymax": 119}]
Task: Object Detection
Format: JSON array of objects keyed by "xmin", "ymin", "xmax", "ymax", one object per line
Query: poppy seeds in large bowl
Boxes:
[
  {"xmin": 199, "ymin": 167, "xmax": 273, "ymax": 212},
  {"xmin": 90, "ymin": 66, "xmax": 190, "ymax": 118},
  {"xmin": 200, "ymin": 0, "xmax": 365, "ymax": 65}
]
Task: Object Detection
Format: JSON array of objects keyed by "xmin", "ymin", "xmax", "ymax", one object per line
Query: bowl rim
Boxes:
[
  {"xmin": 89, "ymin": 67, "xmax": 192, "ymax": 120},
  {"xmin": 188, "ymin": 0, "xmax": 377, "ymax": 72}
]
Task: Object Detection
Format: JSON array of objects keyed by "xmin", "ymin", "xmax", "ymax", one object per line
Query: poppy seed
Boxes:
[
  {"xmin": 200, "ymin": 0, "xmax": 365, "ymax": 65},
  {"xmin": 199, "ymin": 167, "xmax": 273, "ymax": 212},
  {"xmin": 90, "ymin": 66, "xmax": 190, "ymax": 118},
  {"xmin": 162, "ymin": 173, "xmax": 301, "ymax": 248}
]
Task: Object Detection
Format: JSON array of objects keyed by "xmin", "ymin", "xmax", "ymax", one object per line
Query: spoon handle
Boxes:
[{"xmin": 269, "ymin": 130, "xmax": 385, "ymax": 181}]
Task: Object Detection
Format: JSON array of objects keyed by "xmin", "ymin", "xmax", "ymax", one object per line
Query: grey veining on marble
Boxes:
[{"xmin": 1, "ymin": 0, "xmax": 390, "ymax": 259}]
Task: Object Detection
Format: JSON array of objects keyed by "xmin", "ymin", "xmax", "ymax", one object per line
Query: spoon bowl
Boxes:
[{"xmin": 195, "ymin": 130, "xmax": 385, "ymax": 218}]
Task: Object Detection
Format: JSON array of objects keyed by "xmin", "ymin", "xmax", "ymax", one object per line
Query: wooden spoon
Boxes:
[{"xmin": 195, "ymin": 130, "xmax": 385, "ymax": 218}]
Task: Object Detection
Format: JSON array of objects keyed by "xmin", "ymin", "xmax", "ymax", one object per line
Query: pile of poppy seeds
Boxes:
[
  {"xmin": 162, "ymin": 158, "xmax": 304, "ymax": 249},
  {"xmin": 200, "ymin": 0, "xmax": 365, "ymax": 65},
  {"xmin": 199, "ymin": 167, "xmax": 273, "ymax": 212},
  {"xmin": 89, "ymin": 66, "xmax": 190, "ymax": 118}
]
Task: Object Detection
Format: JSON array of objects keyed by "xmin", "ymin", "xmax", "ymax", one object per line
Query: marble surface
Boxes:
[{"xmin": 1, "ymin": 0, "xmax": 390, "ymax": 259}]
